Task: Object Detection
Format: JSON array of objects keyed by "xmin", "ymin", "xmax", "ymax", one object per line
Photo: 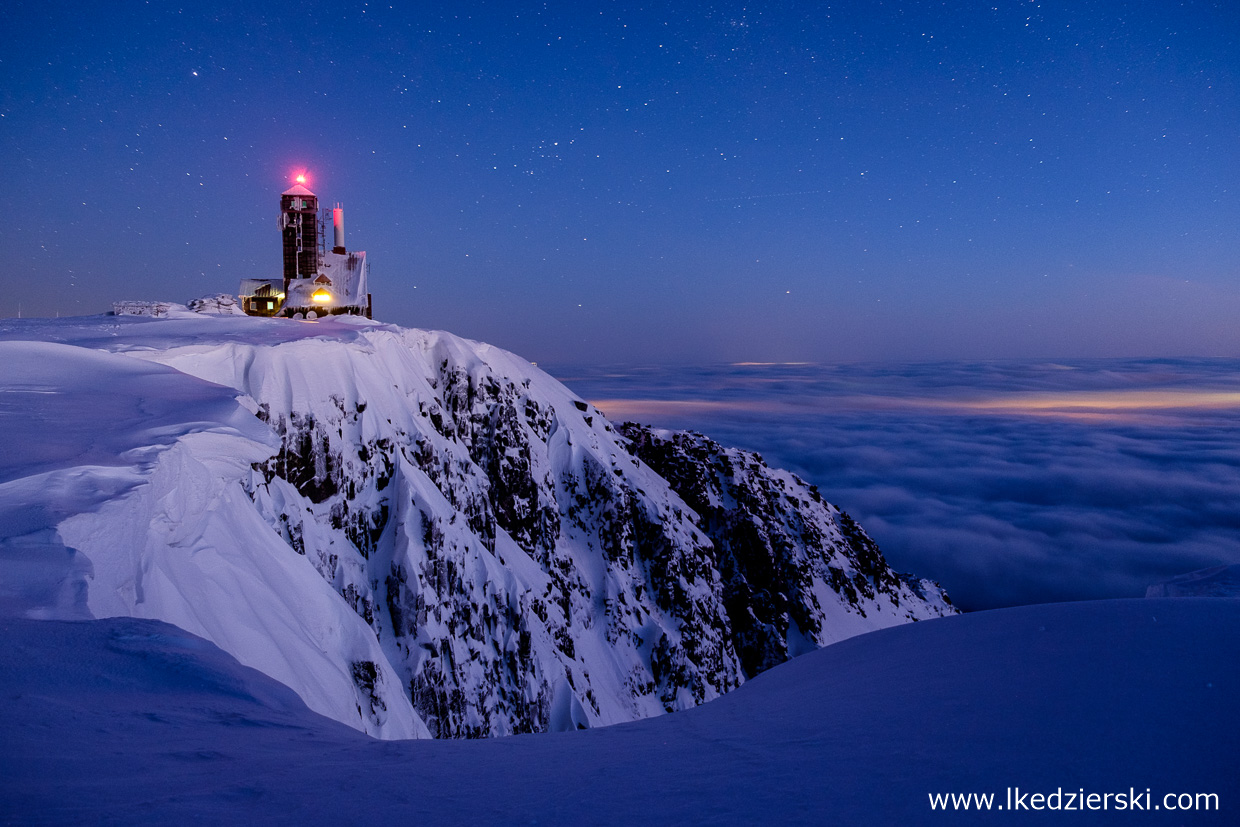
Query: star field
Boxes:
[{"xmin": 2, "ymin": 1, "xmax": 1236, "ymax": 363}]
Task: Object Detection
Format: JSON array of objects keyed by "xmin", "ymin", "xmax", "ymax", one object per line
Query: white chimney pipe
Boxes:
[{"xmin": 333, "ymin": 204, "xmax": 345, "ymax": 251}]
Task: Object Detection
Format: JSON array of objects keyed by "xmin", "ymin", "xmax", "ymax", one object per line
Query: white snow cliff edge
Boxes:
[{"xmin": 0, "ymin": 311, "xmax": 953, "ymax": 740}]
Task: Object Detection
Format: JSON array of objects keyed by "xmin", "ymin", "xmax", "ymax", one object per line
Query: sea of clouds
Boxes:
[{"xmin": 550, "ymin": 358, "xmax": 1240, "ymax": 611}]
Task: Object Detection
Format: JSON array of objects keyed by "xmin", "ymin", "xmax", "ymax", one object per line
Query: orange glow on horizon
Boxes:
[{"xmin": 586, "ymin": 389, "xmax": 1240, "ymax": 427}]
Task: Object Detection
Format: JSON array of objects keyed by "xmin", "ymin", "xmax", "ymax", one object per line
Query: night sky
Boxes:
[{"xmin": 3, "ymin": 1, "xmax": 1237, "ymax": 364}]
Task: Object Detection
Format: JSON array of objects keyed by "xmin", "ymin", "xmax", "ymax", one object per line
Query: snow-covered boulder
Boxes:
[
  {"xmin": 187, "ymin": 293, "xmax": 247, "ymax": 315},
  {"xmin": 111, "ymin": 300, "xmax": 185, "ymax": 317}
]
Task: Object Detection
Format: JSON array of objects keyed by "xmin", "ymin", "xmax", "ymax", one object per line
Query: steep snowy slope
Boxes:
[
  {"xmin": 0, "ymin": 338, "xmax": 426, "ymax": 739},
  {"xmin": 0, "ymin": 312, "xmax": 951, "ymax": 739},
  {"xmin": 2, "ymin": 598, "xmax": 1234, "ymax": 825}
]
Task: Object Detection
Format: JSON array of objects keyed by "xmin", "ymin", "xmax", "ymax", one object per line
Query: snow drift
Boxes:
[
  {"xmin": 0, "ymin": 312, "xmax": 951, "ymax": 739},
  {"xmin": 1, "ymin": 598, "xmax": 1234, "ymax": 824}
]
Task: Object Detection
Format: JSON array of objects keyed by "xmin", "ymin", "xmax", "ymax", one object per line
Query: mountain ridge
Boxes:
[{"xmin": 0, "ymin": 311, "xmax": 952, "ymax": 739}]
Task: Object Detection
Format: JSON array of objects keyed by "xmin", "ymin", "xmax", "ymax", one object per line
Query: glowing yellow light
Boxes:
[
  {"xmin": 295, "ymin": 173, "xmax": 307, "ymax": 184},
  {"xmin": 311, "ymin": 288, "xmax": 332, "ymax": 303}
]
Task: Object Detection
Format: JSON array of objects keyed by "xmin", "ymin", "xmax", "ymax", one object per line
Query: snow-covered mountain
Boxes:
[{"xmin": 0, "ymin": 310, "xmax": 951, "ymax": 740}]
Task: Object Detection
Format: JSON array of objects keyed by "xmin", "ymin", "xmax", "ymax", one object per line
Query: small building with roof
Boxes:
[{"xmin": 240, "ymin": 176, "xmax": 372, "ymax": 319}]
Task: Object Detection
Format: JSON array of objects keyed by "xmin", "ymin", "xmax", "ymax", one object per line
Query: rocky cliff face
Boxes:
[
  {"xmin": 152, "ymin": 322, "xmax": 952, "ymax": 737},
  {"xmin": 617, "ymin": 424, "xmax": 953, "ymax": 676},
  {"xmin": 0, "ymin": 314, "xmax": 953, "ymax": 739}
]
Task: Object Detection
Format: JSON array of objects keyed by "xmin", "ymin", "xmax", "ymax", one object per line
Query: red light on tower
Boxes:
[{"xmin": 295, "ymin": 172, "xmax": 307, "ymax": 185}]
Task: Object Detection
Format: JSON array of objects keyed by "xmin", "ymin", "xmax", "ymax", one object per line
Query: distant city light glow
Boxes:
[{"xmin": 586, "ymin": 389, "xmax": 1240, "ymax": 427}]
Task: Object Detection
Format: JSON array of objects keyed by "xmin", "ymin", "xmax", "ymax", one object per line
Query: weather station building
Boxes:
[{"xmin": 240, "ymin": 174, "xmax": 372, "ymax": 319}]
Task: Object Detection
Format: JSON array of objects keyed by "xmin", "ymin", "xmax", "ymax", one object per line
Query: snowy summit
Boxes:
[
  {"xmin": 0, "ymin": 310, "xmax": 1234, "ymax": 824},
  {"xmin": 0, "ymin": 310, "xmax": 950, "ymax": 742}
]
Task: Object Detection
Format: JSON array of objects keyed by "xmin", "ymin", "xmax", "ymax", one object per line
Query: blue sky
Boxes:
[{"xmin": 3, "ymin": 1, "xmax": 1237, "ymax": 363}]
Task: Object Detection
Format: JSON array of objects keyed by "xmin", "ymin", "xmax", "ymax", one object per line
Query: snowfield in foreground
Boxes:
[
  {"xmin": 1, "ymin": 598, "xmax": 1235, "ymax": 825},
  {"xmin": 0, "ymin": 312, "xmax": 950, "ymax": 741}
]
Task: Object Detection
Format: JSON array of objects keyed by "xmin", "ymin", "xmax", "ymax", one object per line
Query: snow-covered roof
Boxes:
[
  {"xmin": 282, "ymin": 183, "xmax": 316, "ymax": 197},
  {"xmin": 239, "ymin": 279, "xmax": 283, "ymax": 297},
  {"xmin": 284, "ymin": 249, "xmax": 368, "ymax": 310}
]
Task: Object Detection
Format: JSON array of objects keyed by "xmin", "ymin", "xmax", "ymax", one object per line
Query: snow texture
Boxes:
[
  {"xmin": 1, "ymin": 598, "xmax": 1235, "ymax": 824},
  {"xmin": 0, "ymin": 313, "xmax": 951, "ymax": 741}
]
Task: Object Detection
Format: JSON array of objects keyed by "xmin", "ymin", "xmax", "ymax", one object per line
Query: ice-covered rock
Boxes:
[
  {"xmin": 187, "ymin": 293, "xmax": 247, "ymax": 315},
  {"xmin": 618, "ymin": 424, "xmax": 954, "ymax": 672},
  {"xmin": 111, "ymin": 300, "xmax": 185, "ymax": 317}
]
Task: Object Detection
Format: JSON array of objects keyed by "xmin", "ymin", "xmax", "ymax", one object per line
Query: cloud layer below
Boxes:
[{"xmin": 552, "ymin": 358, "xmax": 1240, "ymax": 610}]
